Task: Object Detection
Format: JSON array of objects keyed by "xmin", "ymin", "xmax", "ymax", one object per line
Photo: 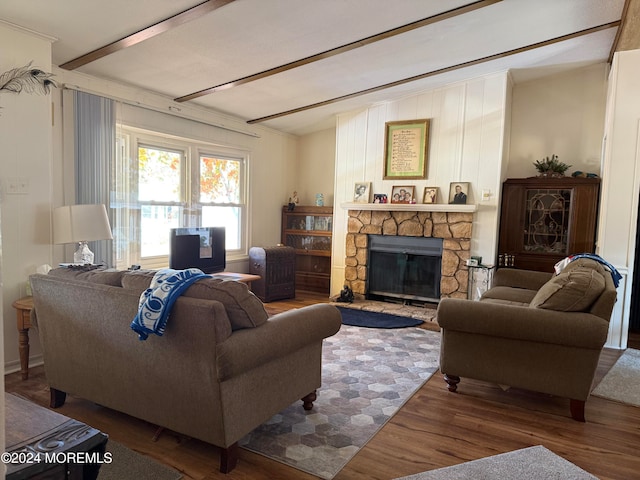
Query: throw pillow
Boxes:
[
  {"xmin": 530, "ymin": 267, "xmax": 606, "ymax": 312},
  {"xmin": 562, "ymin": 257, "xmax": 607, "ymax": 276},
  {"xmin": 182, "ymin": 278, "xmax": 269, "ymax": 330}
]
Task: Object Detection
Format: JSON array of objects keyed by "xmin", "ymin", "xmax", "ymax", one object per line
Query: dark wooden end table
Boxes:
[{"xmin": 4, "ymin": 393, "xmax": 108, "ymax": 479}]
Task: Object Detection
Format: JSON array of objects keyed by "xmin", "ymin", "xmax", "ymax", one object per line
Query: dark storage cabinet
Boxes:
[
  {"xmin": 249, "ymin": 246, "xmax": 296, "ymax": 302},
  {"xmin": 281, "ymin": 205, "xmax": 333, "ymax": 294},
  {"xmin": 497, "ymin": 177, "xmax": 600, "ymax": 272}
]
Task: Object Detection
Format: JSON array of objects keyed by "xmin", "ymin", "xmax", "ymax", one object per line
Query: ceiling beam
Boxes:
[
  {"xmin": 174, "ymin": 0, "xmax": 502, "ymax": 103},
  {"xmin": 59, "ymin": 0, "xmax": 235, "ymax": 71},
  {"xmin": 247, "ymin": 21, "xmax": 620, "ymax": 124}
]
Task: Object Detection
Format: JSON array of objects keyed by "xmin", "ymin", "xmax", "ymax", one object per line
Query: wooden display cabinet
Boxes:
[
  {"xmin": 497, "ymin": 177, "xmax": 600, "ymax": 272},
  {"xmin": 281, "ymin": 205, "xmax": 333, "ymax": 294}
]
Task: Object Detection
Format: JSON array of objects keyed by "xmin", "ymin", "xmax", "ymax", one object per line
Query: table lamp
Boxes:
[{"xmin": 53, "ymin": 204, "xmax": 113, "ymax": 265}]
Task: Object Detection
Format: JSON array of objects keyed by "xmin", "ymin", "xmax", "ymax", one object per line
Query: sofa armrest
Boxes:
[
  {"xmin": 437, "ymin": 298, "xmax": 609, "ymax": 349},
  {"xmin": 216, "ymin": 303, "xmax": 342, "ymax": 381},
  {"xmin": 493, "ymin": 268, "xmax": 553, "ymax": 290}
]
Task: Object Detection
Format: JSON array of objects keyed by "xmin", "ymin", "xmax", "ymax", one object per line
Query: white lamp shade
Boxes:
[{"xmin": 53, "ymin": 204, "xmax": 113, "ymax": 245}]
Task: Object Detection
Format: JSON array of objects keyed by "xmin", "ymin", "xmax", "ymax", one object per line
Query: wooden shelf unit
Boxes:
[{"xmin": 281, "ymin": 205, "xmax": 333, "ymax": 294}]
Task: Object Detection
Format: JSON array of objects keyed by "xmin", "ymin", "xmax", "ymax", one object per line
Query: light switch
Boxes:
[{"xmin": 481, "ymin": 189, "xmax": 491, "ymax": 202}]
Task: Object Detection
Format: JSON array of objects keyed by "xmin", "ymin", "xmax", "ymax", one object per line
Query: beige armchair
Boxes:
[{"xmin": 437, "ymin": 258, "xmax": 617, "ymax": 421}]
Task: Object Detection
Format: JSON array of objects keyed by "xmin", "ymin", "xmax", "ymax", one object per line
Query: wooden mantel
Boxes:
[{"xmin": 340, "ymin": 202, "xmax": 477, "ymax": 213}]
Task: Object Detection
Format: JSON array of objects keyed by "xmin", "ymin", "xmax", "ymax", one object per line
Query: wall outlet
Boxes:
[{"xmin": 6, "ymin": 177, "xmax": 29, "ymax": 195}]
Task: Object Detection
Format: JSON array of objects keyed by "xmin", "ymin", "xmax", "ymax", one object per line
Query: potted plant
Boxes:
[{"xmin": 533, "ymin": 154, "xmax": 571, "ymax": 178}]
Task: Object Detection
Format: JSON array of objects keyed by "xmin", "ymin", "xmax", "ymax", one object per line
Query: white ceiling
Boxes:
[{"xmin": 0, "ymin": 0, "xmax": 629, "ymax": 135}]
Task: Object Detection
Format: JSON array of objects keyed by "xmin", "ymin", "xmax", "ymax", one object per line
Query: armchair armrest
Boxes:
[
  {"xmin": 437, "ymin": 298, "xmax": 608, "ymax": 349},
  {"xmin": 216, "ymin": 303, "xmax": 342, "ymax": 380},
  {"xmin": 493, "ymin": 268, "xmax": 553, "ymax": 290}
]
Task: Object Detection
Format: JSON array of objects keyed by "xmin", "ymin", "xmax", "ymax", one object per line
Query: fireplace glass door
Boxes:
[{"xmin": 367, "ymin": 235, "xmax": 442, "ymax": 303}]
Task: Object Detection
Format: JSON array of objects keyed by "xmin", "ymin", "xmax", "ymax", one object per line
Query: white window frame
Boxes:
[{"xmin": 114, "ymin": 126, "xmax": 248, "ymax": 270}]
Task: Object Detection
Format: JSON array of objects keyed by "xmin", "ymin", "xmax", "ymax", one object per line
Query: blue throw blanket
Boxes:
[
  {"xmin": 131, "ymin": 268, "xmax": 209, "ymax": 340},
  {"xmin": 554, "ymin": 253, "xmax": 622, "ymax": 288}
]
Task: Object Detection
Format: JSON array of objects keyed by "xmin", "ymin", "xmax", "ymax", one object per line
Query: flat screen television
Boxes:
[{"xmin": 169, "ymin": 226, "xmax": 226, "ymax": 274}]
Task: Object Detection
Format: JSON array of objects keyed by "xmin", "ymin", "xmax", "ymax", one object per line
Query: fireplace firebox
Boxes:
[{"xmin": 367, "ymin": 235, "xmax": 442, "ymax": 304}]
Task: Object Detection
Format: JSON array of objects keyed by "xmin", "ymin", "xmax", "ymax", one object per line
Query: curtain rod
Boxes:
[{"xmin": 62, "ymin": 84, "xmax": 261, "ymax": 138}]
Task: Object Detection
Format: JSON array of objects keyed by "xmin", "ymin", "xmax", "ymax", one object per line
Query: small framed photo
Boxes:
[
  {"xmin": 449, "ymin": 182, "xmax": 470, "ymax": 205},
  {"xmin": 353, "ymin": 182, "xmax": 371, "ymax": 203},
  {"xmin": 391, "ymin": 185, "xmax": 415, "ymax": 204},
  {"xmin": 423, "ymin": 187, "xmax": 439, "ymax": 204},
  {"xmin": 373, "ymin": 193, "xmax": 388, "ymax": 204}
]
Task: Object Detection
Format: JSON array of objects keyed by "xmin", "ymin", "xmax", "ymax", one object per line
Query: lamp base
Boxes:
[{"xmin": 73, "ymin": 242, "xmax": 95, "ymax": 265}]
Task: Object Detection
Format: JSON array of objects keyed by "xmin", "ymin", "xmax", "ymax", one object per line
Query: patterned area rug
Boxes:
[
  {"xmin": 592, "ymin": 348, "xmax": 640, "ymax": 406},
  {"xmin": 393, "ymin": 445, "xmax": 597, "ymax": 480},
  {"xmin": 240, "ymin": 325, "xmax": 441, "ymax": 479}
]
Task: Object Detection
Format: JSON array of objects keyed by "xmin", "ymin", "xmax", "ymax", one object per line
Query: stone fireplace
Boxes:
[{"xmin": 344, "ymin": 209, "xmax": 473, "ymax": 300}]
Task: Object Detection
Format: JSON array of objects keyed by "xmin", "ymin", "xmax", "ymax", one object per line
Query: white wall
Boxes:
[
  {"xmin": 508, "ymin": 64, "xmax": 608, "ymax": 178},
  {"xmin": 332, "ymin": 73, "xmax": 511, "ymax": 295},
  {"xmin": 597, "ymin": 49, "xmax": 640, "ymax": 349},
  {"xmin": 297, "ymin": 128, "xmax": 336, "ymax": 207},
  {"xmin": 0, "ymin": 22, "xmax": 54, "ymax": 374},
  {"xmin": 0, "ymin": 20, "xmax": 56, "ymax": 469}
]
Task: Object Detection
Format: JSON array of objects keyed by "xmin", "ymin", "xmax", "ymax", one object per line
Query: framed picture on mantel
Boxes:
[
  {"xmin": 383, "ymin": 119, "xmax": 429, "ymax": 180},
  {"xmin": 449, "ymin": 182, "xmax": 469, "ymax": 205},
  {"xmin": 353, "ymin": 182, "xmax": 371, "ymax": 203},
  {"xmin": 391, "ymin": 185, "xmax": 415, "ymax": 204}
]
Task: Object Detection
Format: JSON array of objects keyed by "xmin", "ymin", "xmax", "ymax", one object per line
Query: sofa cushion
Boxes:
[
  {"xmin": 481, "ymin": 286, "xmax": 538, "ymax": 304},
  {"xmin": 182, "ymin": 278, "xmax": 268, "ymax": 330},
  {"xmin": 530, "ymin": 267, "xmax": 606, "ymax": 312},
  {"xmin": 121, "ymin": 270, "xmax": 156, "ymax": 291},
  {"xmin": 480, "ymin": 298, "xmax": 530, "ymax": 307},
  {"xmin": 49, "ymin": 267, "xmax": 124, "ymax": 286}
]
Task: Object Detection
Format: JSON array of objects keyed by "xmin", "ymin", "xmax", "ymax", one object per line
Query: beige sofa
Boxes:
[
  {"xmin": 437, "ymin": 258, "xmax": 617, "ymax": 421},
  {"xmin": 30, "ymin": 267, "xmax": 342, "ymax": 472}
]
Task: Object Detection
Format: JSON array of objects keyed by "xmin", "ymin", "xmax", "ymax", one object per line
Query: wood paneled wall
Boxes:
[{"xmin": 332, "ymin": 73, "xmax": 511, "ymax": 295}]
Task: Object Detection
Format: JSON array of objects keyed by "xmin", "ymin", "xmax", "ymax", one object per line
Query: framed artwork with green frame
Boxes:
[{"xmin": 383, "ymin": 119, "xmax": 430, "ymax": 180}]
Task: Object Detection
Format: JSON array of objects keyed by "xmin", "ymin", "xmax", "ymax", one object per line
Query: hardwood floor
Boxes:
[{"xmin": 6, "ymin": 292, "xmax": 640, "ymax": 480}]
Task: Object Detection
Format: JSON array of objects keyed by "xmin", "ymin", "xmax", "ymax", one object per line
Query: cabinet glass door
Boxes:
[
  {"xmin": 286, "ymin": 214, "xmax": 332, "ymax": 232},
  {"xmin": 285, "ymin": 234, "xmax": 332, "ymax": 252},
  {"xmin": 523, "ymin": 188, "xmax": 571, "ymax": 254}
]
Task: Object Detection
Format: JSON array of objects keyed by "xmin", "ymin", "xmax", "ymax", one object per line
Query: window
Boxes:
[
  {"xmin": 138, "ymin": 145, "xmax": 183, "ymax": 259},
  {"xmin": 200, "ymin": 155, "xmax": 242, "ymax": 250},
  {"xmin": 113, "ymin": 128, "xmax": 247, "ymax": 270}
]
